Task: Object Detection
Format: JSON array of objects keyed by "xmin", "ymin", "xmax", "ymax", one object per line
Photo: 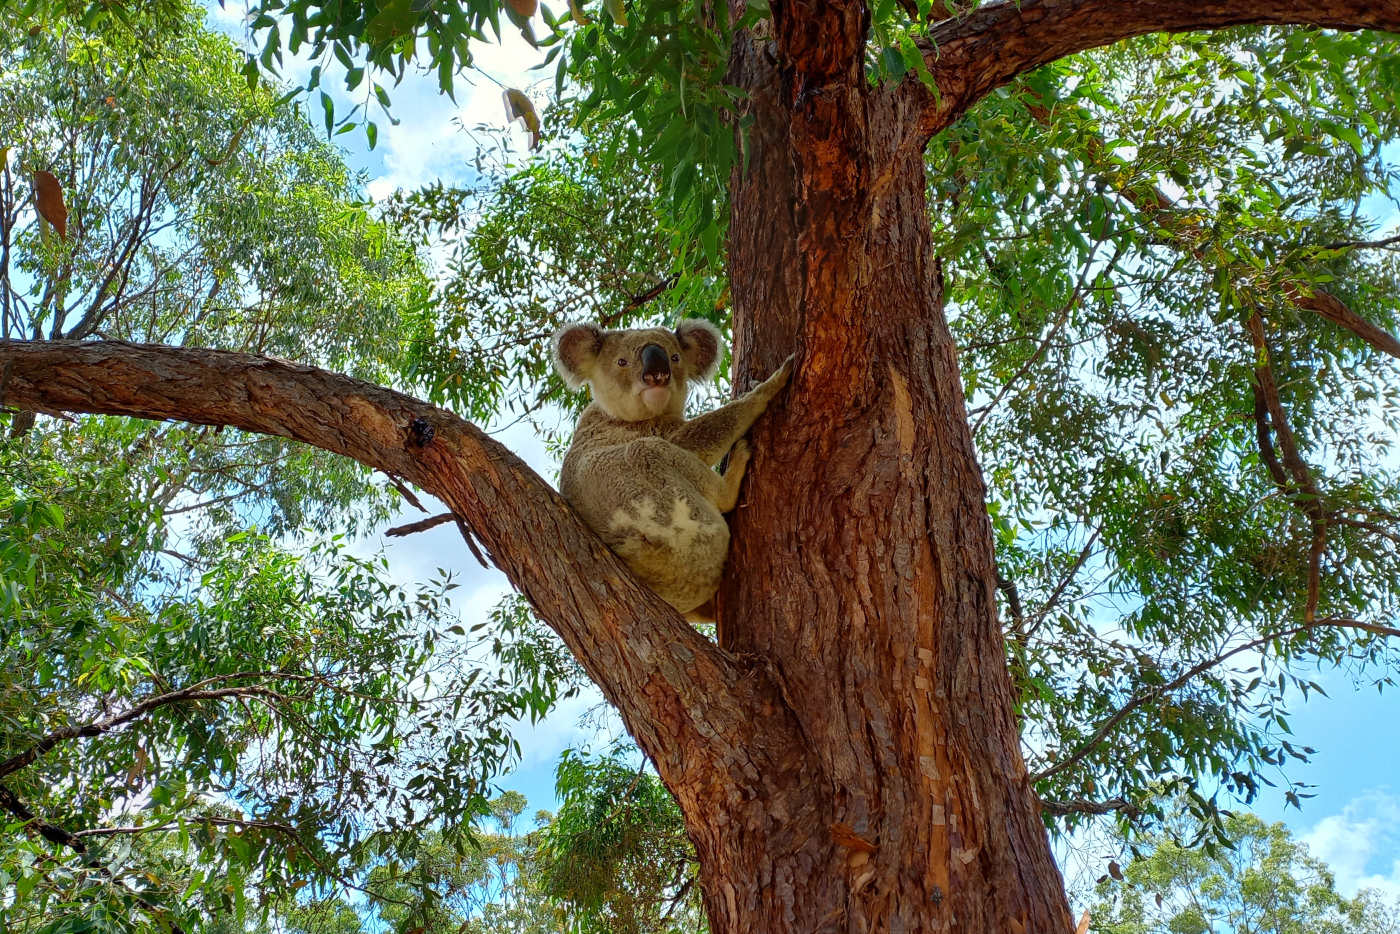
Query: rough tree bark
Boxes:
[
  {"xmin": 713, "ymin": 1, "xmax": 1400, "ymax": 931},
  {"xmin": 7, "ymin": 2, "xmax": 1400, "ymax": 931}
]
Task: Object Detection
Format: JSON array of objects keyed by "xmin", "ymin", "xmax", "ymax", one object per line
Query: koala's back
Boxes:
[{"xmin": 561, "ymin": 404, "xmax": 729, "ymax": 613}]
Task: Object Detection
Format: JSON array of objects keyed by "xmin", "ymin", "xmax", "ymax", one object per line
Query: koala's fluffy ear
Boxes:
[
  {"xmin": 675, "ymin": 319, "xmax": 722, "ymax": 381},
  {"xmin": 552, "ymin": 322, "xmax": 606, "ymax": 389}
]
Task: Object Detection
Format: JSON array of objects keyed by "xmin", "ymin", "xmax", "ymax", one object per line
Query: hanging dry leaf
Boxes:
[
  {"xmin": 567, "ymin": 0, "xmax": 588, "ymax": 23},
  {"xmin": 33, "ymin": 170, "xmax": 67, "ymax": 241},
  {"xmin": 602, "ymin": 0, "xmax": 626, "ymax": 25},
  {"xmin": 1107, "ymin": 860, "xmax": 1124, "ymax": 881},
  {"xmin": 507, "ymin": 0, "xmax": 537, "ymax": 16},
  {"xmin": 501, "ymin": 88, "xmax": 541, "ymax": 150},
  {"xmin": 126, "ymin": 744, "xmax": 149, "ymax": 784},
  {"xmin": 1074, "ymin": 910, "xmax": 1091, "ymax": 934}
]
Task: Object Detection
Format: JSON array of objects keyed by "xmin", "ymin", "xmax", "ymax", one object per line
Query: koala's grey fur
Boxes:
[{"xmin": 552, "ymin": 319, "xmax": 793, "ymax": 619}]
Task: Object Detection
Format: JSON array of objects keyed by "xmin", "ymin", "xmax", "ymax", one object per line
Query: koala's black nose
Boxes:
[{"xmin": 640, "ymin": 343, "xmax": 672, "ymax": 387}]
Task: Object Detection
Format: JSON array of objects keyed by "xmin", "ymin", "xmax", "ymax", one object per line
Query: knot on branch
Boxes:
[{"xmin": 408, "ymin": 416, "xmax": 435, "ymax": 447}]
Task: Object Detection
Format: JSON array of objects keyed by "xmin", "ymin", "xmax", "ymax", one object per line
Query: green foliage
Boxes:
[
  {"xmin": 0, "ymin": 483, "xmax": 554, "ymax": 931},
  {"xmin": 0, "ymin": 0, "xmax": 435, "ymax": 541},
  {"xmin": 386, "ymin": 110, "xmax": 729, "ymax": 448},
  {"xmin": 1091, "ymin": 808, "xmax": 1400, "ymax": 933},
  {"xmin": 930, "ymin": 27, "xmax": 1400, "ymax": 829},
  {"xmin": 0, "ymin": 4, "xmax": 585, "ymax": 931},
  {"xmin": 1, "ymin": 0, "xmax": 950, "ymax": 248},
  {"xmin": 535, "ymin": 748, "xmax": 704, "ymax": 934},
  {"xmin": 359, "ymin": 793, "xmax": 560, "ymax": 934},
  {"xmin": 0, "ymin": 0, "xmax": 426, "ymax": 373},
  {"xmin": 277, "ymin": 775, "xmax": 703, "ymax": 934}
]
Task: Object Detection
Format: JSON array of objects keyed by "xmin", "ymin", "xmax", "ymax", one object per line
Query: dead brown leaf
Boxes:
[{"xmin": 33, "ymin": 171, "xmax": 67, "ymax": 241}]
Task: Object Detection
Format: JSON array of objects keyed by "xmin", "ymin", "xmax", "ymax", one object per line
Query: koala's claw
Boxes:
[{"xmin": 760, "ymin": 354, "xmax": 796, "ymax": 395}]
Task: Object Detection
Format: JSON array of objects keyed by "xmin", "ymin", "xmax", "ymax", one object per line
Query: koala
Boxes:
[{"xmin": 552, "ymin": 319, "xmax": 793, "ymax": 619}]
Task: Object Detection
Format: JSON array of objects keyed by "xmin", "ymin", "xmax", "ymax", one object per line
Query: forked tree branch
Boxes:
[
  {"xmin": 1246, "ymin": 313, "xmax": 1328, "ymax": 622},
  {"xmin": 0, "ymin": 340, "xmax": 809, "ymax": 808},
  {"xmin": 913, "ymin": 0, "xmax": 1400, "ymax": 137}
]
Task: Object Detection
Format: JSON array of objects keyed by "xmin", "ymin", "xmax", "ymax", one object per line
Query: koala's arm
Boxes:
[{"xmin": 666, "ymin": 356, "xmax": 793, "ymax": 466}]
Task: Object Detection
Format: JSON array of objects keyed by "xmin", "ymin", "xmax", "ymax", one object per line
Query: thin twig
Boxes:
[
  {"xmin": 1021, "ymin": 526, "xmax": 1103, "ymax": 643},
  {"xmin": 73, "ymin": 816, "xmax": 415, "ymax": 907},
  {"xmin": 0, "ymin": 682, "xmax": 299, "ymax": 780},
  {"xmin": 1039, "ymin": 797, "xmax": 1139, "ymax": 818},
  {"xmin": 1319, "ymin": 232, "xmax": 1400, "ymax": 252}
]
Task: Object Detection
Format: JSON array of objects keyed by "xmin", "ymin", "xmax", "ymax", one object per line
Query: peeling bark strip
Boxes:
[{"xmin": 0, "ymin": 339, "xmax": 815, "ymax": 829}]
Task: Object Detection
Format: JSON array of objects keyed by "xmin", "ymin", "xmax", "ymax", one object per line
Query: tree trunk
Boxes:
[
  {"xmin": 9, "ymin": 3, "xmax": 1400, "ymax": 932},
  {"xmin": 698, "ymin": 22, "xmax": 1073, "ymax": 933}
]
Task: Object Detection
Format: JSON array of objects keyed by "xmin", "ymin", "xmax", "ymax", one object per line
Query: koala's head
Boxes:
[{"xmin": 552, "ymin": 319, "xmax": 723, "ymax": 421}]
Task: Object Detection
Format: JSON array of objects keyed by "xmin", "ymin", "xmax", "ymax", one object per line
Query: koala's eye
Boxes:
[
  {"xmin": 671, "ymin": 353, "xmax": 680, "ymax": 363},
  {"xmin": 617, "ymin": 358, "xmax": 629, "ymax": 367}
]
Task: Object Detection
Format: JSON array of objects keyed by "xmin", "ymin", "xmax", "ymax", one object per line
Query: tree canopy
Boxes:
[
  {"xmin": 3, "ymin": 0, "xmax": 1400, "ymax": 928},
  {"xmin": 0, "ymin": 6, "xmax": 576, "ymax": 931}
]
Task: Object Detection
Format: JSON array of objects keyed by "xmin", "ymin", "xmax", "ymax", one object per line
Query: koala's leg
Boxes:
[
  {"xmin": 710, "ymin": 439, "xmax": 750, "ymax": 513},
  {"xmin": 684, "ymin": 598, "xmax": 717, "ymax": 623},
  {"xmin": 666, "ymin": 355, "xmax": 794, "ymax": 466}
]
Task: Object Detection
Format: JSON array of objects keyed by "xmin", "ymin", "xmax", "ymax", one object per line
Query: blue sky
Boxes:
[{"xmin": 203, "ymin": 0, "xmax": 1400, "ymax": 902}]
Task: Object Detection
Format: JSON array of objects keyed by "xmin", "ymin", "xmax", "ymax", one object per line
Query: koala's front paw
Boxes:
[
  {"xmin": 725, "ymin": 438, "xmax": 752, "ymax": 477},
  {"xmin": 760, "ymin": 354, "xmax": 796, "ymax": 396}
]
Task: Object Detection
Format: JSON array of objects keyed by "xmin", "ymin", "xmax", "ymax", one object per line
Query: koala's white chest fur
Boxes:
[
  {"xmin": 561, "ymin": 407, "xmax": 730, "ymax": 614},
  {"xmin": 609, "ymin": 495, "xmax": 720, "ymax": 553}
]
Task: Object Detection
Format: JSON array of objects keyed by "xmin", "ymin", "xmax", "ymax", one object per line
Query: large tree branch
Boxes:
[
  {"xmin": 0, "ymin": 340, "xmax": 811, "ymax": 810},
  {"xmin": 913, "ymin": 0, "xmax": 1400, "ymax": 137},
  {"xmin": 1285, "ymin": 283, "xmax": 1400, "ymax": 359}
]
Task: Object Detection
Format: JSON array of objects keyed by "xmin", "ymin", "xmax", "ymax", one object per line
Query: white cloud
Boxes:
[
  {"xmin": 353, "ymin": 29, "xmax": 552, "ymax": 200},
  {"xmin": 201, "ymin": 0, "xmax": 550, "ymax": 200},
  {"xmin": 510, "ymin": 685, "xmax": 622, "ymax": 768},
  {"xmin": 1303, "ymin": 788, "xmax": 1400, "ymax": 901}
]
